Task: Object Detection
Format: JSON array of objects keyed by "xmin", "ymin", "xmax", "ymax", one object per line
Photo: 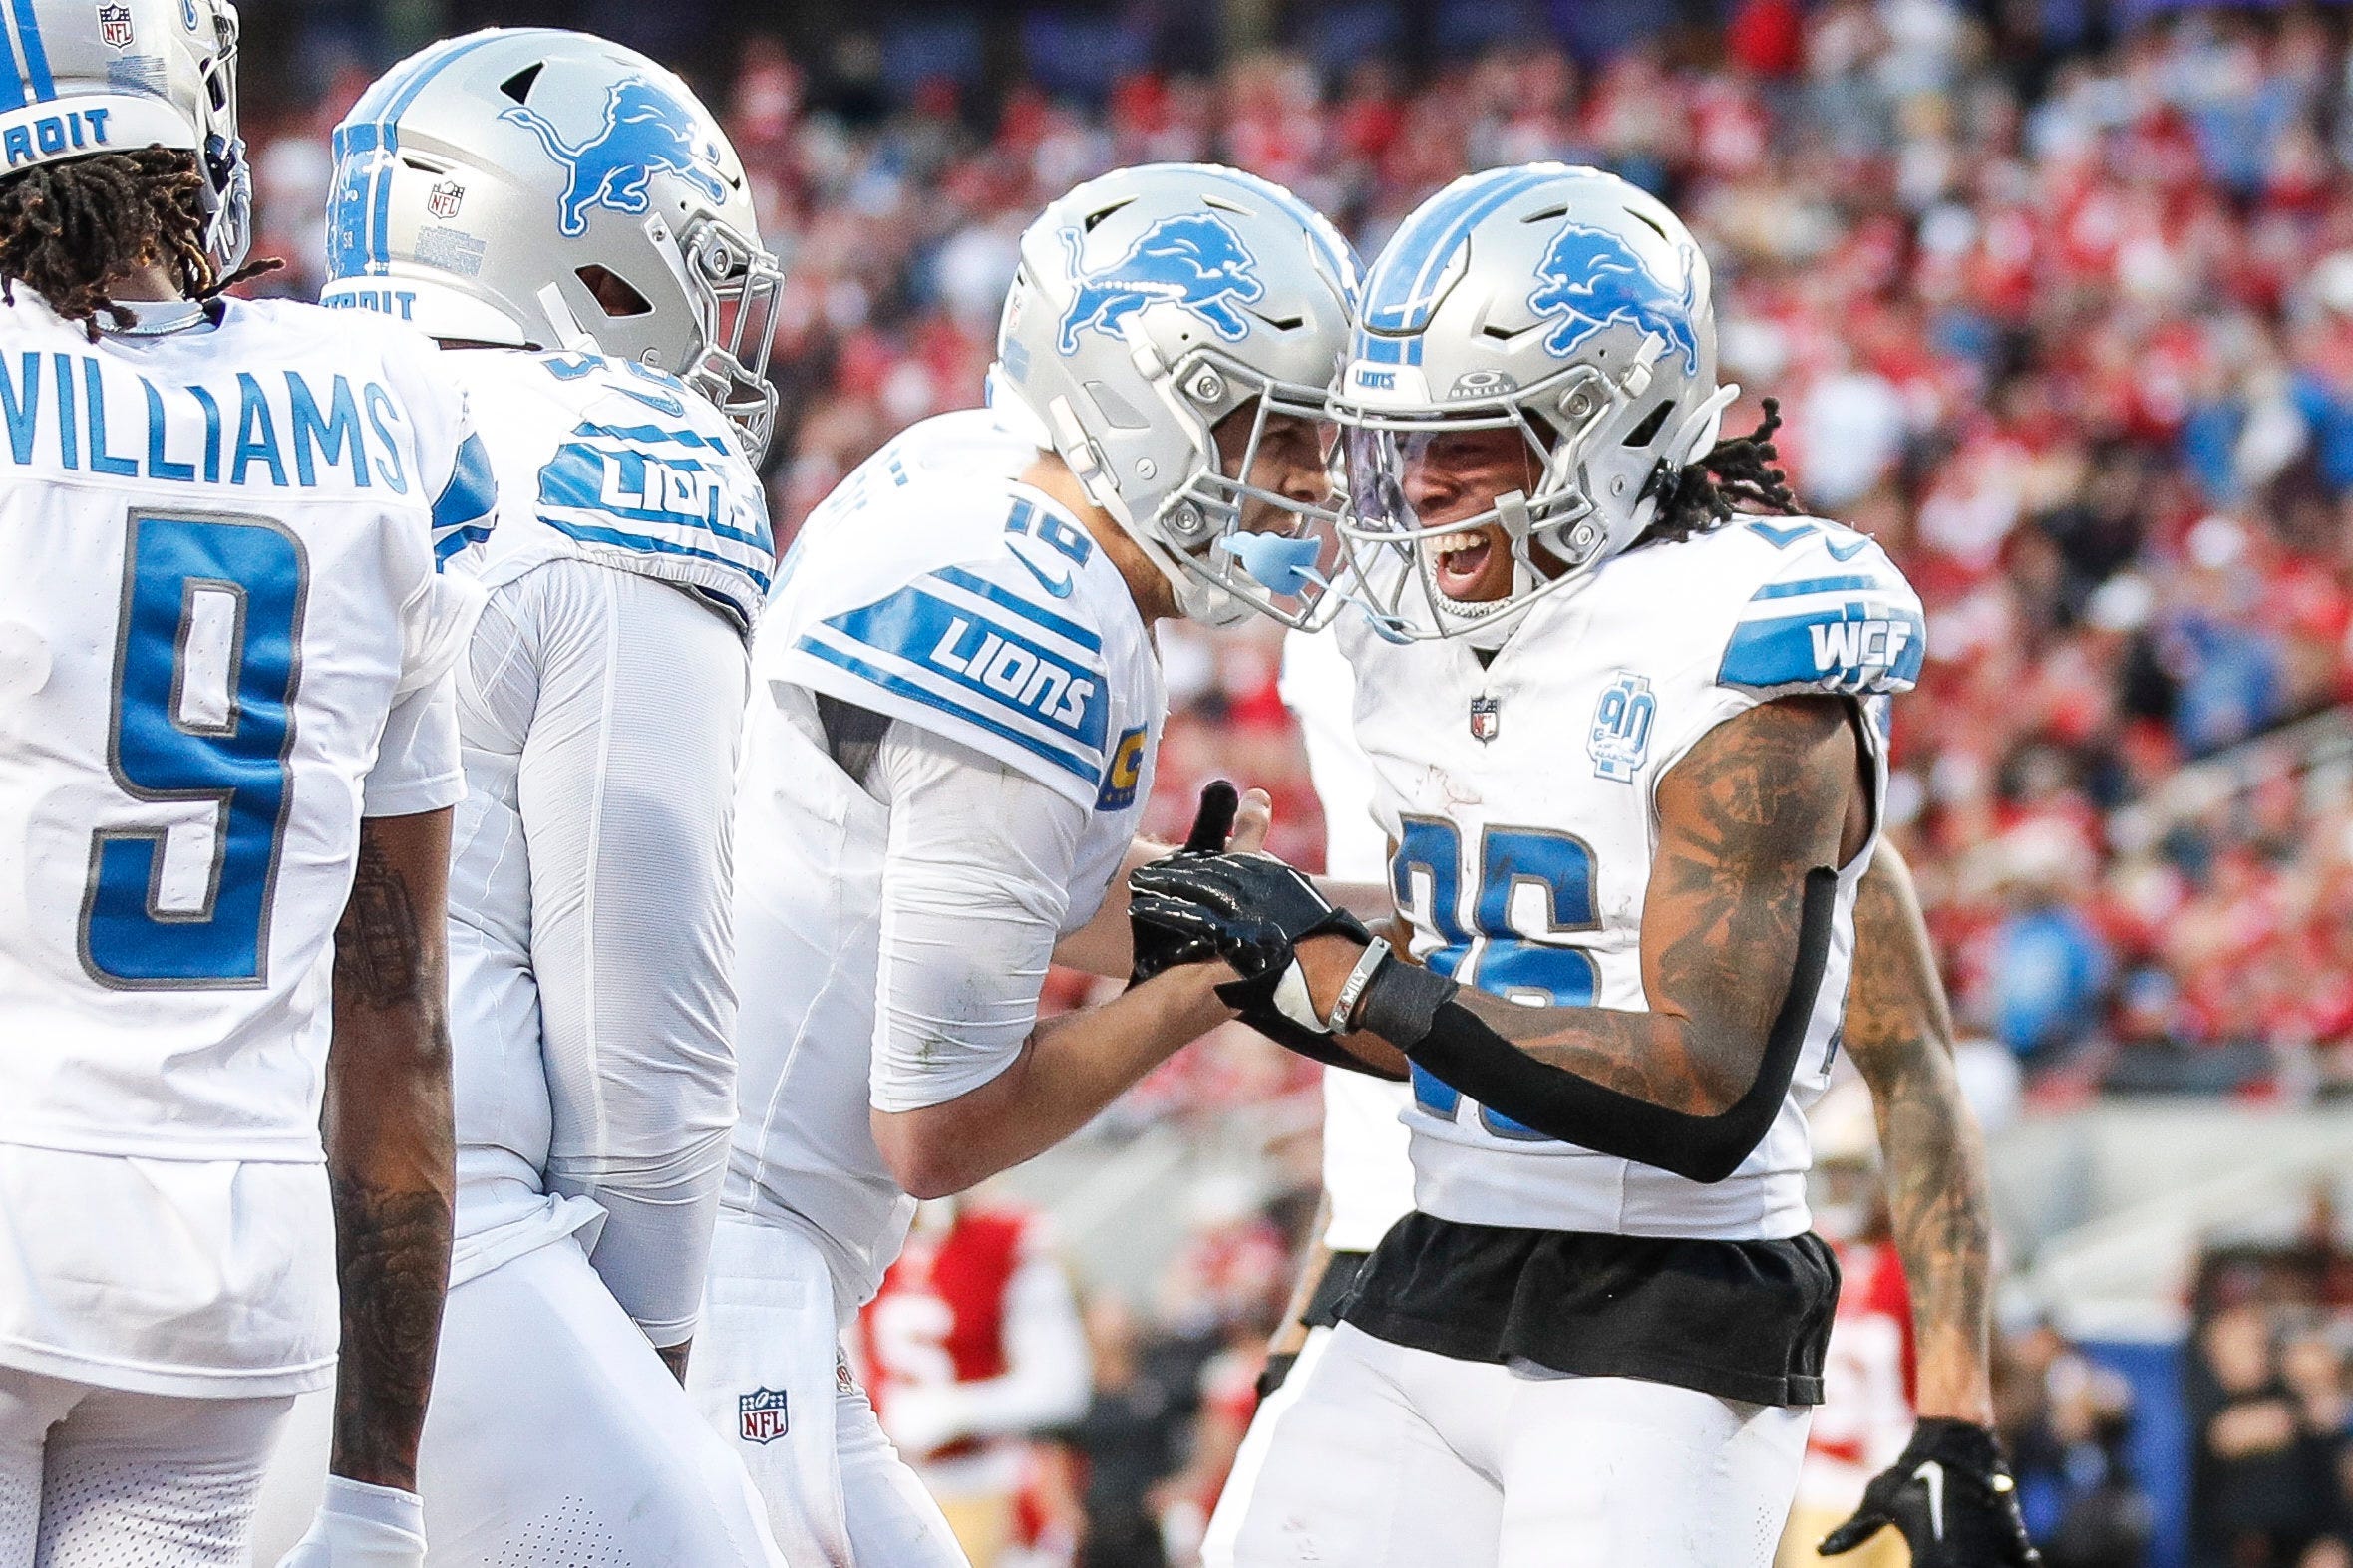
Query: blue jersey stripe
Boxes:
[
  {"xmin": 10, "ymin": 0, "xmax": 53, "ymax": 103},
  {"xmin": 430, "ymin": 430, "xmax": 497, "ymax": 534},
  {"xmin": 540, "ymin": 518, "xmax": 776, "ymax": 590},
  {"xmin": 1748, "ymin": 573, "xmax": 1882, "ymax": 602},
  {"xmin": 797, "ymin": 638, "xmax": 1097, "ymax": 784},
  {"xmin": 572, "ymin": 422, "xmax": 733, "ymax": 453},
  {"xmin": 932, "ymin": 564, "xmax": 1102, "ymax": 652},
  {"xmin": 434, "ymin": 522, "xmax": 491, "ymax": 563}
]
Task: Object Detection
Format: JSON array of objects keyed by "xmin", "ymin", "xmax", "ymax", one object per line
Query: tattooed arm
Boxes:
[
  {"xmin": 323, "ymin": 808, "xmax": 457, "ymax": 1491},
  {"xmin": 1841, "ymin": 841, "xmax": 1995, "ymax": 1423},
  {"xmin": 1293, "ymin": 695, "xmax": 1867, "ymax": 1119}
]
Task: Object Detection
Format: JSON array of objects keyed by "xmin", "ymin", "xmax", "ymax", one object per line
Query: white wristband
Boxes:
[{"xmin": 1326, "ymin": 936, "xmax": 1392, "ymax": 1034}]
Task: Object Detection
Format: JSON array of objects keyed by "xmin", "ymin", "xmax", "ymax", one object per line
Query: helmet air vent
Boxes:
[
  {"xmin": 500, "ymin": 64, "xmax": 543, "ymax": 104},
  {"xmin": 1625, "ymin": 207, "xmax": 1669, "ymax": 241},
  {"xmin": 1521, "ymin": 206, "xmax": 1570, "ymax": 224},
  {"xmin": 1081, "ymin": 198, "xmax": 1133, "ymax": 233},
  {"xmin": 1622, "ymin": 400, "xmax": 1675, "ymax": 448},
  {"xmin": 576, "ymin": 265, "xmax": 652, "ymax": 318}
]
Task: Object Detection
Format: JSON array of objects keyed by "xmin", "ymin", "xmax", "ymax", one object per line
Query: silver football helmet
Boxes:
[
  {"xmin": 989, "ymin": 162, "xmax": 1360, "ymax": 628},
  {"xmin": 1335, "ymin": 164, "xmax": 1740, "ymax": 640},
  {"xmin": 0, "ymin": 0, "xmax": 249, "ymax": 268},
  {"xmin": 322, "ymin": 29, "xmax": 780, "ymax": 459}
]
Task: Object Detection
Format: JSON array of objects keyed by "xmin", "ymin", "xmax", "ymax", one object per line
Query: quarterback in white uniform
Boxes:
[
  {"xmin": 692, "ymin": 162, "xmax": 1359, "ymax": 1566},
  {"xmin": 1132, "ymin": 165, "xmax": 2037, "ymax": 1566},
  {"xmin": 252, "ymin": 30, "xmax": 791, "ymax": 1568},
  {"xmin": 0, "ymin": 2, "xmax": 488, "ymax": 1563}
]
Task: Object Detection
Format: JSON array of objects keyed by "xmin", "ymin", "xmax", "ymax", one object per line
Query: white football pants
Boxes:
[
  {"xmin": 689, "ymin": 1212, "xmax": 967, "ymax": 1568},
  {"xmin": 0, "ymin": 1365, "xmax": 291, "ymax": 1568},
  {"xmin": 1199, "ymin": 1323, "xmax": 1339, "ymax": 1568},
  {"xmin": 252, "ymin": 1231, "xmax": 787, "ymax": 1566},
  {"xmin": 1219, "ymin": 1322, "xmax": 1812, "ymax": 1568}
]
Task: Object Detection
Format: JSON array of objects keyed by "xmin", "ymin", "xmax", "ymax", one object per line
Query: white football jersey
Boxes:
[
  {"xmin": 442, "ymin": 349, "xmax": 774, "ymax": 634},
  {"xmin": 1278, "ymin": 628, "xmax": 1416, "ymax": 1256},
  {"xmin": 1340, "ymin": 517, "xmax": 1922, "ymax": 1241},
  {"xmin": 0, "ymin": 295, "xmax": 489, "ymax": 1164},
  {"xmin": 728, "ymin": 409, "xmax": 1165, "ymax": 1309},
  {"xmin": 0, "ymin": 295, "xmax": 486, "ymax": 1397},
  {"xmin": 433, "ymin": 349, "xmax": 771, "ymax": 1271}
]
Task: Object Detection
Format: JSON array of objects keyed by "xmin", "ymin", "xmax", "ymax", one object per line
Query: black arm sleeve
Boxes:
[{"xmin": 1355, "ymin": 867, "xmax": 1839, "ymax": 1184}]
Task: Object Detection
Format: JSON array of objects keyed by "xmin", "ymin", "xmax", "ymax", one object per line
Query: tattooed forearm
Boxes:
[
  {"xmin": 335, "ymin": 832, "xmax": 428, "ymax": 1010},
  {"xmin": 1844, "ymin": 844, "xmax": 1995, "ymax": 1423},
  {"xmin": 326, "ymin": 1176, "xmax": 454, "ymax": 1485},
  {"xmin": 325, "ymin": 812, "xmax": 457, "ymax": 1490},
  {"xmin": 1439, "ymin": 696, "xmax": 1858, "ymax": 1116}
]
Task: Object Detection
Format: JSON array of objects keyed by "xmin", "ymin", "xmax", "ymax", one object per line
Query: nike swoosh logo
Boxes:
[
  {"xmin": 1913, "ymin": 1460, "xmax": 1946, "ymax": 1541},
  {"xmin": 616, "ymin": 385, "xmax": 687, "ymax": 416},
  {"xmin": 1826, "ymin": 535, "xmax": 1871, "ymax": 561},
  {"xmin": 1008, "ymin": 546, "xmax": 1074, "ymax": 599}
]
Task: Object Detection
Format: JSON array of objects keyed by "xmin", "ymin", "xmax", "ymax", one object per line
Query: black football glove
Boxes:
[
  {"xmin": 1820, "ymin": 1418, "xmax": 2041, "ymax": 1567},
  {"xmin": 1127, "ymin": 782, "xmax": 1241, "ymax": 987},
  {"xmin": 1127, "ymin": 847, "xmax": 1374, "ymax": 1071}
]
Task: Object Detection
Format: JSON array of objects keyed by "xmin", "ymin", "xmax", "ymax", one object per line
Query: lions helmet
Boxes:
[
  {"xmin": 1336, "ymin": 164, "xmax": 1739, "ymax": 640},
  {"xmin": 322, "ymin": 29, "xmax": 781, "ymax": 459},
  {"xmin": 0, "ymin": 0, "xmax": 249, "ymax": 269},
  {"xmin": 989, "ymin": 163, "xmax": 1359, "ymax": 629}
]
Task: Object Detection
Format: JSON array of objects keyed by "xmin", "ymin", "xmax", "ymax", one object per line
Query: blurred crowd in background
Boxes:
[{"xmin": 214, "ymin": 0, "xmax": 2353, "ymax": 1558}]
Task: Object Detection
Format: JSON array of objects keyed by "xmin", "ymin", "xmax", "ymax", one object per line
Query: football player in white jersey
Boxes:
[
  {"xmin": 0, "ymin": 2, "xmax": 490, "ymax": 1563},
  {"xmin": 1129, "ymin": 164, "xmax": 2037, "ymax": 1566},
  {"xmin": 692, "ymin": 161, "xmax": 1359, "ymax": 1566},
  {"xmin": 251, "ymin": 30, "xmax": 791, "ymax": 1568}
]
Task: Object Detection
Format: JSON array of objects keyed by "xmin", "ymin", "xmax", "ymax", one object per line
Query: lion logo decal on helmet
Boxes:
[
  {"xmin": 502, "ymin": 76, "xmax": 729, "ymax": 239},
  {"xmin": 1526, "ymin": 221, "xmax": 1701, "ymax": 375},
  {"xmin": 1056, "ymin": 213, "xmax": 1265, "ymax": 355}
]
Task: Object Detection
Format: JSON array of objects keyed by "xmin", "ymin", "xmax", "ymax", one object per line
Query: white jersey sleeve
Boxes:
[
  {"xmin": 1652, "ymin": 523, "xmax": 1924, "ymax": 791},
  {"xmin": 446, "ymin": 350, "xmax": 776, "ymax": 638},
  {"xmin": 460, "ymin": 558, "xmax": 746, "ymax": 1344},
  {"xmin": 867, "ymin": 722, "xmax": 1091, "ymax": 1114},
  {"xmin": 362, "ymin": 682, "xmax": 461, "ymax": 819},
  {"xmin": 772, "ymin": 493, "xmax": 1130, "ymax": 810},
  {"xmin": 361, "ymin": 328, "xmax": 496, "ymax": 814}
]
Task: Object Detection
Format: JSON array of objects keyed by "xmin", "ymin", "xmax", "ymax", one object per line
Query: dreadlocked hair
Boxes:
[
  {"xmin": 0, "ymin": 149, "xmax": 279, "ymax": 341},
  {"xmin": 1640, "ymin": 396, "xmax": 1802, "ymax": 546}
]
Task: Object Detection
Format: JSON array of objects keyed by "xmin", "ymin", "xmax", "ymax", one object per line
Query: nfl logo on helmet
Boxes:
[
  {"xmin": 97, "ymin": 4, "xmax": 134, "ymax": 49},
  {"xmin": 737, "ymin": 1387, "xmax": 789, "ymax": 1444},
  {"xmin": 426, "ymin": 179, "xmax": 465, "ymax": 220}
]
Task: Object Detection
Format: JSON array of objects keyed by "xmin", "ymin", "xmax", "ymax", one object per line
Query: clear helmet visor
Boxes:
[
  {"xmin": 1159, "ymin": 370, "xmax": 1363, "ymax": 632},
  {"xmin": 678, "ymin": 214, "xmax": 782, "ymax": 463},
  {"xmin": 1335, "ymin": 388, "xmax": 1610, "ymax": 643}
]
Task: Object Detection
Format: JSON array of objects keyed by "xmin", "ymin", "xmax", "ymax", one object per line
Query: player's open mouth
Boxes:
[{"xmin": 1430, "ymin": 532, "xmax": 1496, "ymax": 599}]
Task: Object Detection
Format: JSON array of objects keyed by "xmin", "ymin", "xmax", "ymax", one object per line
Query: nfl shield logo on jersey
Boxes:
[
  {"xmin": 426, "ymin": 180, "xmax": 465, "ymax": 220},
  {"xmin": 97, "ymin": 4, "xmax": 134, "ymax": 48},
  {"xmin": 1469, "ymin": 696, "xmax": 1502, "ymax": 744},
  {"xmin": 738, "ymin": 1388, "xmax": 789, "ymax": 1443},
  {"xmin": 1588, "ymin": 673, "xmax": 1655, "ymax": 783}
]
